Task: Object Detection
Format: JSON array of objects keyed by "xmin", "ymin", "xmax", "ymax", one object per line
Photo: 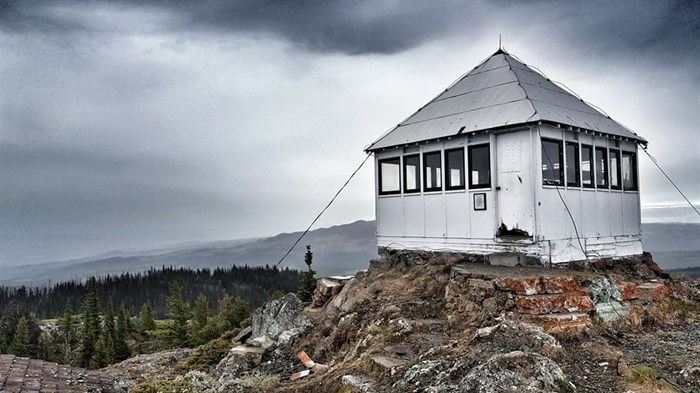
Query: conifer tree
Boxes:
[
  {"xmin": 190, "ymin": 294, "xmax": 209, "ymax": 345},
  {"xmin": 76, "ymin": 277, "xmax": 101, "ymax": 368},
  {"xmin": 218, "ymin": 294, "xmax": 251, "ymax": 331},
  {"xmin": 114, "ymin": 306, "xmax": 129, "ymax": 361},
  {"xmin": 192, "ymin": 294, "xmax": 209, "ymax": 329},
  {"xmin": 296, "ymin": 245, "xmax": 317, "ymax": 302},
  {"xmin": 103, "ymin": 300, "xmax": 116, "ymax": 362},
  {"xmin": 138, "ymin": 303, "xmax": 156, "ymax": 333},
  {"xmin": 57, "ymin": 303, "xmax": 78, "ymax": 364},
  {"xmin": 165, "ymin": 281, "xmax": 190, "ymax": 348},
  {"xmin": 91, "ymin": 333, "xmax": 108, "ymax": 369},
  {"xmin": 10, "ymin": 316, "xmax": 31, "ymax": 357}
]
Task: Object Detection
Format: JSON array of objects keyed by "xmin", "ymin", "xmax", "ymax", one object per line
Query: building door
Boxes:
[{"xmin": 494, "ymin": 131, "xmax": 535, "ymax": 240}]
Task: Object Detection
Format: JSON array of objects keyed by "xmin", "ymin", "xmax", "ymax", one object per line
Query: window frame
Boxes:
[
  {"xmin": 445, "ymin": 147, "xmax": 466, "ymax": 191},
  {"xmin": 621, "ymin": 151, "xmax": 638, "ymax": 191},
  {"xmin": 541, "ymin": 138, "xmax": 564, "ymax": 186},
  {"xmin": 565, "ymin": 141, "xmax": 580, "ymax": 187},
  {"xmin": 423, "ymin": 151, "xmax": 443, "ymax": 192},
  {"xmin": 378, "ymin": 157, "xmax": 401, "ymax": 195},
  {"xmin": 468, "ymin": 143, "xmax": 491, "ymax": 190},
  {"xmin": 609, "ymin": 149, "xmax": 622, "ymax": 190},
  {"xmin": 403, "ymin": 154, "xmax": 421, "ymax": 194},
  {"xmin": 595, "ymin": 146, "xmax": 609, "ymax": 189},
  {"xmin": 581, "ymin": 144, "xmax": 595, "ymax": 188}
]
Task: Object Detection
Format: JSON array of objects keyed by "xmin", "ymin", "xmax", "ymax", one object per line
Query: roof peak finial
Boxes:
[{"xmin": 494, "ymin": 34, "xmax": 506, "ymax": 55}]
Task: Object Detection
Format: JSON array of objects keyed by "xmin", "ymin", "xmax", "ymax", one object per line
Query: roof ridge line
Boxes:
[
  {"xmin": 433, "ymin": 80, "xmax": 519, "ymax": 103},
  {"xmin": 400, "ymin": 98, "xmax": 530, "ymax": 127},
  {"xmin": 503, "ymin": 55, "xmax": 539, "ymax": 123}
]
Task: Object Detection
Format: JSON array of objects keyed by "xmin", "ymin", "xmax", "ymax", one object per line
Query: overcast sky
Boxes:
[{"xmin": 1, "ymin": 0, "xmax": 699, "ymax": 266}]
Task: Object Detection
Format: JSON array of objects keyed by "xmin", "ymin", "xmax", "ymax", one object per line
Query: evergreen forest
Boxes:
[{"xmin": 0, "ymin": 264, "xmax": 303, "ymax": 368}]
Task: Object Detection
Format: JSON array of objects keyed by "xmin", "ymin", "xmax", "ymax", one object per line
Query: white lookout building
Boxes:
[{"xmin": 366, "ymin": 49, "xmax": 646, "ymax": 266}]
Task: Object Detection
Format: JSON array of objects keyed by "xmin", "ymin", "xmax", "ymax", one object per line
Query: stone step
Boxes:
[
  {"xmin": 515, "ymin": 293, "xmax": 594, "ymax": 315},
  {"xmin": 637, "ymin": 282, "xmax": 670, "ymax": 302},
  {"xmin": 495, "ymin": 275, "xmax": 583, "ymax": 295},
  {"xmin": 526, "ymin": 312, "xmax": 591, "ymax": 331}
]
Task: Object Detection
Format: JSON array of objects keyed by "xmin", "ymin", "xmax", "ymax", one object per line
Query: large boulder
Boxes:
[
  {"xmin": 251, "ymin": 293, "xmax": 312, "ymax": 341},
  {"xmin": 459, "ymin": 351, "xmax": 574, "ymax": 392}
]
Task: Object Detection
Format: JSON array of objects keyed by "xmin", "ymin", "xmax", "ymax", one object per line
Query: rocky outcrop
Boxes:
[
  {"xmin": 459, "ymin": 351, "xmax": 574, "ymax": 393},
  {"xmin": 214, "ymin": 294, "xmax": 313, "ymax": 382},
  {"xmin": 251, "ymin": 293, "xmax": 312, "ymax": 343}
]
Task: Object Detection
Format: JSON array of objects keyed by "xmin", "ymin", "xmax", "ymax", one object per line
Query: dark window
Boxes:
[
  {"xmin": 581, "ymin": 144, "xmax": 594, "ymax": 188},
  {"xmin": 595, "ymin": 147, "xmax": 608, "ymax": 188},
  {"xmin": 403, "ymin": 154, "xmax": 420, "ymax": 193},
  {"xmin": 423, "ymin": 151, "xmax": 442, "ymax": 192},
  {"xmin": 566, "ymin": 142, "xmax": 580, "ymax": 187},
  {"xmin": 610, "ymin": 149, "xmax": 621, "ymax": 190},
  {"xmin": 379, "ymin": 157, "xmax": 400, "ymax": 195},
  {"xmin": 468, "ymin": 144, "xmax": 490, "ymax": 189},
  {"xmin": 622, "ymin": 151, "xmax": 638, "ymax": 191},
  {"xmin": 445, "ymin": 148, "xmax": 465, "ymax": 190},
  {"xmin": 541, "ymin": 139, "xmax": 563, "ymax": 186}
]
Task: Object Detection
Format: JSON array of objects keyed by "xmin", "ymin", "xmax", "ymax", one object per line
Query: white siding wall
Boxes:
[
  {"xmin": 534, "ymin": 125, "xmax": 642, "ymax": 262},
  {"xmin": 373, "ymin": 124, "xmax": 642, "ymax": 263}
]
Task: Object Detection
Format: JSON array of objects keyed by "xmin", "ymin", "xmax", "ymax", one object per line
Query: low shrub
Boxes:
[{"xmin": 182, "ymin": 330, "xmax": 237, "ymax": 372}]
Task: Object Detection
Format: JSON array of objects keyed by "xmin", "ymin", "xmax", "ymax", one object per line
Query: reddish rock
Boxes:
[
  {"xmin": 495, "ymin": 276, "xmax": 583, "ymax": 296},
  {"xmin": 515, "ymin": 293, "xmax": 594, "ymax": 315},
  {"xmin": 495, "ymin": 277, "xmax": 544, "ymax": 295},
  {"xmin": 616, "ymin": 281, "xmax": 640, "ymax": 300},
  {"xmin": 530, "ymin": 313, "xmax": 592, "ymax": 331},
  {"xmin": 637, "ymin": 282, "xmax": 671, "ymax": 302},
  {"xmin": 540, "ymin": 276, "xmax": 583, "ymax": 294}
]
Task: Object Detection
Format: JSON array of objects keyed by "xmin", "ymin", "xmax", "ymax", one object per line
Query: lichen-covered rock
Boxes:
[
  {"xmin": 213, "ymin": 346, "xmax": 265, "ymax": 381},
  {"xmin": 584, "ymin": 276, "xmax": 621, "ymax": 304},
  {"xmin": 471, "ymin": 319, "xmax": 560, "ymax": 350},
  {"xmin": 393, "ymin": 359, "xmax": 450, "ymax": 391},
  {"xmin": 459, "ymin": 351, "xmax": 574, "ymax": 392},
  {"xmin": 251, "ymin": 293, "xmax": 312, "ymax": 341}
]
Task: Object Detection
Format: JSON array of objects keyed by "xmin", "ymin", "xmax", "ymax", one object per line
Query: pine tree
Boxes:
[
  {"xmin": 296, "ymin": 245, "xmax": 317, "ymax": 302},
  {"xmin": 192, "ymin": 294, "xmax": 209, "ymax": 329},
  {"xmin": 114, "ymin": 306, "xmax": 129, "ymax": 361},
  {"xmin": 218, "ymin": 294, "xmax": 251, "ymax": 331},
  {"xmin": 10, "ymin": 316, "xmax": 31, "ymax": 357},
  {"xmin": 102, "ymin": 300, "xmax": 116, "ymax": 363},
  {"xmin": 90, "ymin": 333, "xmax": 108, "ymax": 369},
  {"xmin": 138, "ymin": 303, "xmax": 156, "ymax": 333},
  {"xmin": 57, "ymin": 303, "xmax": 78, "ymax": 364},
  {"xmin": 189, "ymin": 294, "xmax": 209, "ymax": 345},
  {"xmin": 76, "ymin": 277, "xmax": 101, "ymax": 368},
  {"xmin": 165, "ymin": 281, "xmax": 190, "ymax": 348}
]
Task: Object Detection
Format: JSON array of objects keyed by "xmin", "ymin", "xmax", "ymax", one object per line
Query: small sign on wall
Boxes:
[{"xmin": 474, "ymin": 193, "xmax": 487, "ymax": 210}]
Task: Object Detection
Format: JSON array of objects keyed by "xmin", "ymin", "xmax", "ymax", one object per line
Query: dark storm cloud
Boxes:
[
  {"xmin": 554, "ymin": 0, "xmax": 700, "ymax": 65},
  {"xmin": 2, "ymin": 0, "xmax": 697, "ymax": 59},
  {"xmin": 1, "ymin": 0, "xmax": 698, "ymax": 267},
  {"xmin": 0, "ymin": 0, "xmax": 465, "ymax": 54}
]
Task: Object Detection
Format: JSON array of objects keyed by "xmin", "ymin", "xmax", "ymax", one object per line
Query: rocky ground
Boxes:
[{"xmin": 104, "ymin": 252, "xmax": 700, "ymax": 393}]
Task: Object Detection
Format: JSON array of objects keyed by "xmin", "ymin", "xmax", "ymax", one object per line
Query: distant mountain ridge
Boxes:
[
  {"xmin": 1, "ymin": 220, "xmax": 698, "ymax": 286},
  {"xmin": 1, "ymin": 220, "xmax": 377, "ymax": 287}
]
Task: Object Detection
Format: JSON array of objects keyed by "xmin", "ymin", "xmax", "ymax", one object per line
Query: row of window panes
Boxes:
[
  {"xmin": 541, "ymin": 139, "xmax": 637, "ymax": 191},
  {"xmin": 379, "ymin": 145, "xmax": 491, "ymax": 195}
]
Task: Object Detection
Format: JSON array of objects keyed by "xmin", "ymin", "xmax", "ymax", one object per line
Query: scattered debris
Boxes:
[
  {"xmin": 341, "ymin": 374, "xmax": 375, "ymax": 391},
  {"xmin": 371, "ymin": 355, "xmax": 407, "ymax": 371}
]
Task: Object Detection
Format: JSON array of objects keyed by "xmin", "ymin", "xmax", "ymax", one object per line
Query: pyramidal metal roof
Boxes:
[{"xmin": 367, "ymin": 50, "xmax": 646, "ymax": 152}]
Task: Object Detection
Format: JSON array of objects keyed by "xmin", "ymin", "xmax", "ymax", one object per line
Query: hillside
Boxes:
[{"xmin": 101, "ymin": 251, "xmax": 700, "ymax": 393}]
